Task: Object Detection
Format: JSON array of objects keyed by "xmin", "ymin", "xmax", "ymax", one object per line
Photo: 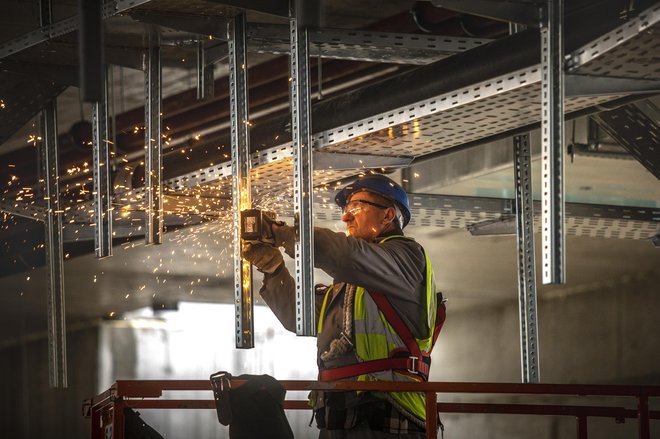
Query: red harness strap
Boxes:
[{"xmin": 319, "ymin": 290, "xmax": 437, "ymax": 382}]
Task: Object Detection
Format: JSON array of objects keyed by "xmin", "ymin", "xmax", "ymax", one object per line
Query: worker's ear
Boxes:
[{"xmin": 382, "ymin": 207, "xmax": 396, "ymax": 225}]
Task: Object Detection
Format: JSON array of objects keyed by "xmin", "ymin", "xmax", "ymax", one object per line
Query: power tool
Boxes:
[{"xmin": 240, "ymin": 209, "xmax": 281, "ymax": 245}]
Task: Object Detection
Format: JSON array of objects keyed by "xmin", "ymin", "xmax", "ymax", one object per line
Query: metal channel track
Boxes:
[{"xmin": 228, "ymin": 14, "xmax": 254, "ymax": 349}]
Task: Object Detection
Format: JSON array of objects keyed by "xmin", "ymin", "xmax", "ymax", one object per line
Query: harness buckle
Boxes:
[{"xmin": 407, "ymin": 356, "xmax": 419, "ymax": 374}]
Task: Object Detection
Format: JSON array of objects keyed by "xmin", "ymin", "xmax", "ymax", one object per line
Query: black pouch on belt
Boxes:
[{"xmin": 210, "ymin": 371, "xmax": 294, "ymax": 439}]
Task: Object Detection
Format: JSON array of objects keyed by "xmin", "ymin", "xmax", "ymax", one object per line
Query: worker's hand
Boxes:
[
  {"xmin": 272, "ymin": 223, "xmax": 294, "ymax": 249},
  {"xmin": 242, "ymin": 242, "xmax": 284, "ymax": 274}
]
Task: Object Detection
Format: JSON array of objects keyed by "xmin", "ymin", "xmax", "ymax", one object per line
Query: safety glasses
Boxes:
[{"xmin": 341, "ymin": 199, "xmax": 391, "ymax": 215}]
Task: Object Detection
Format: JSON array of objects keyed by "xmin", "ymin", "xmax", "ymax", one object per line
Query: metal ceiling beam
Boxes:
[
  {"xmin": 428, "ymin": 0, "xmax": 545, "ymax": 27},
  {"xmin": 592, "ymin": 100, "xmax": 660, "ymax": 180},
  {"xmin": 0, "ymin": 199, "xmax": 46, "ymax": 221},
  {"xmin": 129, "ymin": 10, "xmax": 492, "ymax": 65},
  {"xmin": 247, "ymin": 24, "xmax": 493, "ymax": 64},
  {"xmin": 206, "ymin": 0, "xmax": 289, "ymax": 17},
  {"xmin": 0, "ymin": 0, "xmax": 152, "ymax": 60},
  {"xmin": 565, "ymin": 75, "xmax": 660, "ymax": 97},
  {"xmin": 129, "ymin": 10, "xmax": 229, "ymax": 36}
]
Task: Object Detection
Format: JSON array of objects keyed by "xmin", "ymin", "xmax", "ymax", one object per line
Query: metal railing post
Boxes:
[
  {"xmin": 638, "ymin": 394, "xmax": 650, "ymax": 439},
  {"xmin": 576, "ymin": 416, "xmax": 588, "ymax": 439}
]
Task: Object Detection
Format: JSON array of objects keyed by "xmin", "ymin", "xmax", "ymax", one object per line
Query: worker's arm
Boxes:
[
  {"xmin": 274, "ymin": 225, "xmax": 425, "ymax": 303},
  {"xmin": 259, "ymin": 261, "xmax": 326, "ymax": 334},
  {"xmin": 259, "ymin": 264, "xmax": 297, "ymax": 332}
]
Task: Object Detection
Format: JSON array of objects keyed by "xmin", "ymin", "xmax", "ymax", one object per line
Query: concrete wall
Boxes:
[
  {"xmin": 430, "ymin": 269, "xmax": 660, "ymax": 439},
  {"xmin": 0, "ymin": 325, "xmax": 98, "ymax": 439}
]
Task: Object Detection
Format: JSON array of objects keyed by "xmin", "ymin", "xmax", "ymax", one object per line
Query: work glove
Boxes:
[
  {"xmin": 242, "ymin": 242, "xmax": 284, "ymax": 274},
  {"xmin": 260, "ymin": 214, "xmax": 286, "ymax": 246}
]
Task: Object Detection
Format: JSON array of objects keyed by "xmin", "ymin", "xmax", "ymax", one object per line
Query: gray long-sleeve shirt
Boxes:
[{"xmin": 259, "ymin": 225, "xmax": 431, "ymax": 372}]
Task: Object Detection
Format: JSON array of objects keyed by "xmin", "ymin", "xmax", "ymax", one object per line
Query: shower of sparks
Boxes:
[{"xmin": 2, "ymin": 114, "xmax": 361, "ymax": 318}]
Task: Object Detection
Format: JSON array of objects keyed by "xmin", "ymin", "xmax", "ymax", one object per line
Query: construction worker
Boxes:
[{"xmin": 243, "ymin": 174, "xmax": 442, "ymax": 438}]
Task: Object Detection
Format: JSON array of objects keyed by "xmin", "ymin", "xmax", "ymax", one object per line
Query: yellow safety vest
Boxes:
[{"xmin": 318, "ymin": 235, "xmax": 438, "ymax": 422}]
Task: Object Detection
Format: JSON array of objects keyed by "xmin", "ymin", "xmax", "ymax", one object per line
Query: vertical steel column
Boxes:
[
  {"xmin": 92, "ymin": 66, "xmax": 112, "ymax": 258},
  {"xmin": 42, "ymin": 101, "xmax": 67, "ymax": 388},
  {"xmin": 290, "ymin": 11, "xmax": 316, "ymax": 336},
  {"xmin": 39, "ymin": 0, "xmax": 52, "ymax": 26},
  {"xmin": 197, "ymin": 40, "xmax": 205, "ymax": 100},
  {"xmin": 145, "ymin": 32, "xmax": 162, "ymax": 245},
  {"xmin": 514, "ymin": 133, "xmax": 540, "ymax": 383},
  {"xmin": 228, "ymin": 14, "xmax": 254, "ymax": 349},
  {"xmin": 196, "ymin": 40, "xmax": 215, "ymax": 100},
  {"xmin": 541, "ymin": 0, "xmax": 566, "ymax": 284}
]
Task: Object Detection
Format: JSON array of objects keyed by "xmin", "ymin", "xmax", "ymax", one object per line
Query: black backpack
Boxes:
[{"xmin": 210, "ymin": 371, "xmax": 294, "ymax": 439}]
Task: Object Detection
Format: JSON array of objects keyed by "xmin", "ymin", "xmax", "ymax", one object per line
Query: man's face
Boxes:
[{"xmin": 341, "ymin": 190, "xmax": 394, "ymax": 241}]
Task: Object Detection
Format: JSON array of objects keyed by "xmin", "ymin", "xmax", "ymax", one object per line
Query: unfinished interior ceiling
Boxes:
[{"xmin": 0, "ymin": 0, "xmax": 658, "ymax": 353}]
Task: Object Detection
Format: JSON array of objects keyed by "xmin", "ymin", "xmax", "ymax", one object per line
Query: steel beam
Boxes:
[
  {"xmin": 92, "ymin": 67, "xmax": 112, "ymax": 258},
  {"xmin": 39, "ymin": 0, "xmax": 52, "ymax": 27},
  {"xmin": 128, "ymin": 10, "xmax": 491, "ymax": 65},
  {"xmin": 42, "ymin": 101, "xmax": 67, "ymax": 388},
  {"xmin": 229, "ymin": 14, "xmax": 254, "ymax": 349},
  {"xmin": 428, "ymin": 0, "xmax": 544, "ymax": 27},
  {"xmin": 513, "ymin": 134, "xmax": 540, "ymax": 383},
  {"xmin": 78, "ymin": 0, "xmax": 103, "ymax": 102},
  {"xmin": 207, "ymin": 0, "xmax": 288, "ymax": 17},
  {"xmin": 565, "ymin": 75, "xmax": 660, "ymax": 97},
  {"xmin": 145, "ymin": 33, "xmax": 163, "ymax": 245},
  {"xmin": 540, "ymin": 0, "xmax": 566, "ymax": 285},
  {"xmin": 248, "ymin": 24, "xmax": 493, "ymax": 65},
  {"xmin": 0, "ymin": 200, "xmax": 46, "ymax": 221},
  {"xmin": 290, "ymin": 10, "xmax": 316, "ymax": 337}
]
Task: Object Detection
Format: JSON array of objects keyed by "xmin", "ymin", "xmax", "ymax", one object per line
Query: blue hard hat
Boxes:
[{"xmin": 335, "ymin": 174, "xmax": 411, "ymax": 228}]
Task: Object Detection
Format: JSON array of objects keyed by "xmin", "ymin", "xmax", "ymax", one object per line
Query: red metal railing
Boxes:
[{"xmin": 84, "ymin": 380, "xmax": 660, "ymax": 439}]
